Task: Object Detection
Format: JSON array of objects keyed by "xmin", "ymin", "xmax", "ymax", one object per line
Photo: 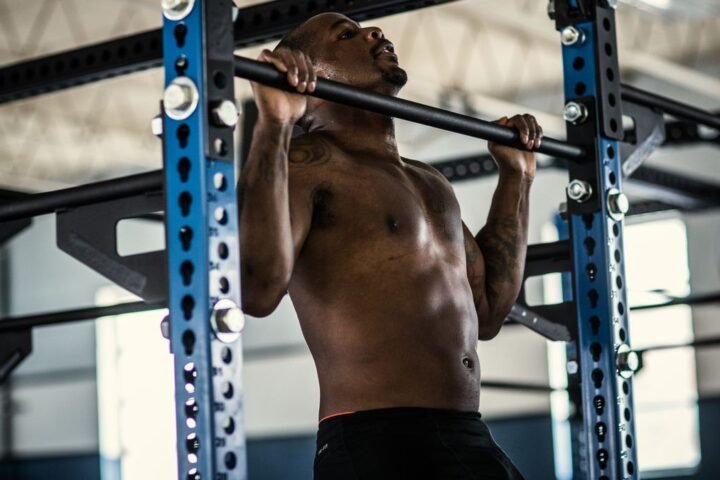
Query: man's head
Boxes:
[{"xmin": 275, "ymin": 13, "xmax": 408, "ymax": 94}]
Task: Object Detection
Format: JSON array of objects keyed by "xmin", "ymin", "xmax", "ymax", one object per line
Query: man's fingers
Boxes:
[
  {"xmin": 291, "ymin": 50, "xmax": 309, "ymax": 92},
  {"xmin": 258, "ymin": 49, "xmax": 289, "ymax": 74},
  {"xmin": 305, "ymin": 54, "xmax": 317, "ymax": 93},
  {"xmin": 535, "ymin": 122, "xmax": 544, "ymax": 149},
  {"xmin": 276, "ymin": 49, "xmax": 299, "ymax": 87},
  {"xmin": 510, "ymin": 114, "xmax": 531, "ymax": 147},
  {"xmin": 523, "ymin": 114, "xmax": 537, "ymax": 150}
]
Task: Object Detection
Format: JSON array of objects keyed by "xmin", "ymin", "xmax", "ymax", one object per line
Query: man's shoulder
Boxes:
[{"xmin": 403, "ymin": 158, "xmax": 451, "ymax": 185}]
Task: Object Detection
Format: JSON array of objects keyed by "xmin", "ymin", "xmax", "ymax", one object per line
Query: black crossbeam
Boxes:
[
  {"xmin": 0, "ymin": 301, "xmax": 164, "ymax": 332},
  {"xmin": 233, "ymin": 56, "xmax": 586, "ymax": 160},
  {"xmin": 0, "ymin": 0, "xmax": 457, "ymax": 104},
  {"xmin": 0, "ymin": 171, "xmax": 162, "ymax": 223},
  {"xmin": 622, "ymin": 84, "xmax": 720, "ymax": 130}
]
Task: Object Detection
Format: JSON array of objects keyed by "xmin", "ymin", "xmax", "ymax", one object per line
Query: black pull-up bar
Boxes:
[{"xmin": 233, "ymin": 56, "xmax": 587, "ymax": 161}]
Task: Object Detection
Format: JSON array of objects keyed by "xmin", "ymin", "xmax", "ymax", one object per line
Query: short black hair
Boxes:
[{"xmin": 275, "ymin": 24, "xmax": 313, "ymax": 53}]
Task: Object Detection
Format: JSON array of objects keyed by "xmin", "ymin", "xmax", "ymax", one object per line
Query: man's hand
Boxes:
[
  {"xmin": 252, "ymin": 48, "xmax": 319, "ymax": 126},
  {"xmin": 488, "ymin": 114, "xmax": 543, "ymax": 180}
]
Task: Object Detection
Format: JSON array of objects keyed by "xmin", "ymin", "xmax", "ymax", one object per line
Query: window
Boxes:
[{"xmin": 96, "ymin": 287, "xmax": 177, "ymax": 480}]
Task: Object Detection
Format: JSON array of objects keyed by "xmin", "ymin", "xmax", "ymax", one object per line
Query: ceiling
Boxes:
[{"xmin": 0, "ymin": 0, "xmax": 718, "ymax": 190}]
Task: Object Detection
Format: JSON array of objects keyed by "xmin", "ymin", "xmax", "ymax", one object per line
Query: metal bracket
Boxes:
[
  {"xmin": 620, "ymin": 100, "xmax": 665, "ymax": 177},
  {"xmin": 508, "ymin": 303, "xmax": 572, "ymax": 342},
  {"xmin": 0, "ymin": 329, "xmax": 32, "ymax": 384},
  {"xmin": 56, "ymin": 192, "xmax": 167, "ymax": 303}
]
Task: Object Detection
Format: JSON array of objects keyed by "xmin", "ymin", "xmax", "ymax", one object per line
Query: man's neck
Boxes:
[{"xmin": 306, "ymin": 102, "xmax": 401, "ymax": 162}]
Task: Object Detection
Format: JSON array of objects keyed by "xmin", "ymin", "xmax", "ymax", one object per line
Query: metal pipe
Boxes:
[
  {"xmin": 0, "ymin": 301, "xmax": 165, "ymax": 332},
  {"xmin": 621, "ymin": 84, "xmax": 720, "ymax": 130},
  {"xmin": 481, "ymin": 380, "xmax": 559, "ymax": 393},
  {"xmin": 630, "ymin": 291, "xmax": 720, "ymax": 311},
  {"xmin": 0, "ymin": 170, "xmax": 163, "ymax": 222},
  {"xmin": 526, "ymin": 240, "xmax": 571, "ymax": 263},
  {"xmin": 233, "ymin": 56, "xmax": 586, "ymax": 161}
]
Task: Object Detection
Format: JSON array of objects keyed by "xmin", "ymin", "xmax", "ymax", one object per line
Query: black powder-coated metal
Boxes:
[
  {"xmin": 0, "ymin": 0, "xmax": 458, "ymax": 104},
  {"xmin": 622, "ymin": 84, "xmax": 720, "ymax": 130},
  {"xmin": 0, "ymin": 171, "xmax": 162, "ymax": 222},
  {"xmin": 234, "ymin": 56, "xmax": 586, "ymax": 160}
]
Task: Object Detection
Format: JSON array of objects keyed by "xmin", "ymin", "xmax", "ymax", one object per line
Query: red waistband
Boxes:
[{"xmin": 319, "ymin": 410, "xmax": 356, "ymax": 424}]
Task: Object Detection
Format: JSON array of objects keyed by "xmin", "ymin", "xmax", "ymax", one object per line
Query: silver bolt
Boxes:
[
  {"xmin": 547, "ymin": 0, "xmax": 556, "ymax": 19},
  {"xmin": 151, "ymin": 115, "xmax": 163, "ymax": 137},
  {"xmin": 563, "ymin": 101, "xmax": 588, "ymax": 124},
  {"xmin": 162, "ymin": 0, "xmax": 195, "ymax": 21},
  {"xmin": 567, "ymin": 179, "xmax": 593, "ymax": 203},
  {"xmin": 211, "ymin": 298, "xmax": 244, "ymax": 343},
  {"xmin": 163, "ymin": 77, "xmax": 199, "ymax": 121},
  {"xmin": 561, "ymin": 26, "xmax": 585, "ymax": 46},
  {"xmin": 567, "ymin": 360, "xmax": 579, "ymax": 375},
  {"xmin": 211, "ymin": 100, "xmax": 239, "ymax": 128},
  {"xmin": 160, "ymin": 315, "xmax": 170, "ymax": 339},
  {"xmin": 616, "ymin": 344, "xmax": 640, "ymax": 378},
  {"xmin": 607, "ymin": 188, "xmax": 630, "ymax": 220}
]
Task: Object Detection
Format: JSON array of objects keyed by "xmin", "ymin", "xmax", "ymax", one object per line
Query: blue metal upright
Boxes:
[
  {"xmin": 554, "ymin": 1, "xmax": 639, "ymax": 478},
  {"xmin": 161, "ymin": 0, "xmax": 246, "ymax": 479}
]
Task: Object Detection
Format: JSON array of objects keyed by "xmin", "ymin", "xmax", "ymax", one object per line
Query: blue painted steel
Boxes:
[
  {"xmin": 560, "ymin": 17, "xmax": 638, "ymax": 480},
  {"xmin": 162, "ymin": 1, "xmax": 246, "ymax": 479}
]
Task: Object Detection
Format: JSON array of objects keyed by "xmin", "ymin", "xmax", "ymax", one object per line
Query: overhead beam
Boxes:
[{"xmin": 0, "ymin": 0, "xmax": 459, "ymax": 104}]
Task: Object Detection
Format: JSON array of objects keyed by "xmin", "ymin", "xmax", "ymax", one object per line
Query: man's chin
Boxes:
[{"xmin": 382, "ymin": 65, "xmax": 408, "ymax": 88}]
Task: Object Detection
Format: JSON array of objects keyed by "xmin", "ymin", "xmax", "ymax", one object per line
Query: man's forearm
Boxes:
[
  {"xmin": 238, "ymin": 120, "xmax": 295, "ymax": 309},
  {"xmin": 475, "ymin": 170, "xmax": 533, "ymax": 330}
]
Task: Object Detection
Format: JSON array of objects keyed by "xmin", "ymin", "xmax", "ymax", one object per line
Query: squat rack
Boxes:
[{"xmin": 0, "ymin": 0, "xmax": 719, "ymax": 479}]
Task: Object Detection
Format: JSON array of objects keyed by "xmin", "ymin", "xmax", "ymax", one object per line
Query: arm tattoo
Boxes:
[
  {"xmin": 476, "ymin": 216, "xmax": 522, "ymax": 296},
  {"xmin": 289, "ymin": 137, "xmax": 332, "ymax": 167}
]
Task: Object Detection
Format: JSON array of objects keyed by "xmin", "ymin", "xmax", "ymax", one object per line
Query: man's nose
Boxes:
[{"xmin": 363, "ymin": 27, "xmax": 384, "ymax": 42}]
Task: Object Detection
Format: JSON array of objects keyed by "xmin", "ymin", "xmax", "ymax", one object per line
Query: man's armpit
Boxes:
[{"xmin": 462, "ymin": 223, "xmax": 486, "ymax": 300}]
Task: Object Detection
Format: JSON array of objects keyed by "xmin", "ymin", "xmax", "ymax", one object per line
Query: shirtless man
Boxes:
[{"xmin": 239, "ymin": 12, "xmax": 541, "ymax": 480}]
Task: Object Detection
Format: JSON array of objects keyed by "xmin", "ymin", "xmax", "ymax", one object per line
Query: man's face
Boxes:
[{"xmin": 297, "ymin": 13, "xmax": 408, "ymax": 94}]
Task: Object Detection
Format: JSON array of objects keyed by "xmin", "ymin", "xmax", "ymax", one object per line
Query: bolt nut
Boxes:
[
  {"xmin": 151, "ymin": 115, "xmax": 163, "ymax": 137},
  {"xmin": 563, "ymin": 101, "xmax": 589, "ymax": 124},
  {"xmin": 607, "ymin": 188, "xmax": 630, "ymax": 220},
  {"xmin": 162, "ymin": 0, "xmax": 195, "ymax": 21},
  {"xmin": 211, "ymin": 100, "xmax": 239, "ymax": 128},
  {"xmin": 567, "ymin": 179, "xmax": 593, "ymax": 203},
  {"xmin": 616, "ymin": 344, "xmax": 640, "ymax": 378},
  {"xmin": 163, "ymin": 77, "xmax": 199, "ymax": 121},
  {"xmin": 211, "ymin": 299, "xmax": 244, "ymax": 343},
  {"xmin": 567, "ymin": 360, "xmax": 579, "ymax": 375},
  {"xmin": 561, "ymin": 26, "xmax": 585, "ymax": 46},
  {"xmin": 160, "ymin": 315, "xmax": 170, "ymax": 339}
]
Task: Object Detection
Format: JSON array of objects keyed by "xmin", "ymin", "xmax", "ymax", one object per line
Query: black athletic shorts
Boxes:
[{"xmin": 313, "ymin": 407, "xmax": 526, "ymax": 480}]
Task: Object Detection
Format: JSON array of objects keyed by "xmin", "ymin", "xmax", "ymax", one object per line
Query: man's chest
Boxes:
[{"xmin": 310, "ymin": 161, "xmax": 463, "ymax": 247}]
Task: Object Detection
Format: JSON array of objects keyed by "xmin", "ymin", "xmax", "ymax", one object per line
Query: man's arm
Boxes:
[
  {"xmin": 238, "ymin": 47, "xmax": 318, "ymax": 317},
  {"xmin": 466, "ymin": 114, "xmax": 541, "ymax": 340}
]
